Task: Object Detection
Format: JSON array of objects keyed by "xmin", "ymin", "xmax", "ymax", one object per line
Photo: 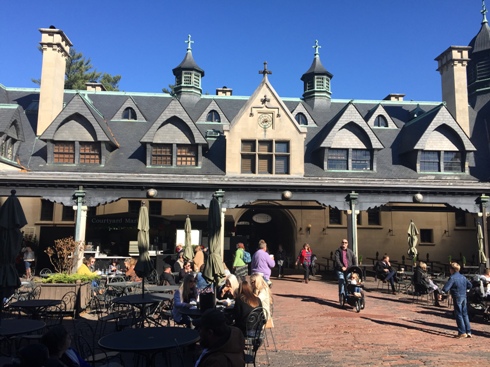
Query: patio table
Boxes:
[{"xmin": 9, "ymin": 299, "xmax": 61, "ymax": 319}]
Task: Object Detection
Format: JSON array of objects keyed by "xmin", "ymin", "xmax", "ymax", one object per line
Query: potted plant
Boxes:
[{"xmin": 358, "ymin": 255, "xmax": 363, "ymax": 266}]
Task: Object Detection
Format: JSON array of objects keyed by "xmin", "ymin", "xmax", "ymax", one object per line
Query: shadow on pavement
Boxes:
[
  {"xmin": 361, "ymin": 316, "xmax": 454, "ymax": 338},
  {"xmin": 275, "ymin": 293, "xmax": 342, "ymax": 309}
]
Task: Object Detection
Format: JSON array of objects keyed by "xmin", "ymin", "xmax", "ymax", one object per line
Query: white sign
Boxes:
[
  {"xmin": 252, "ymin": 213, "xmax": 272, "ymax": 224},
  {"xmin": 176, "ymin": 229, "xmax": 201, "ymax": 246}
]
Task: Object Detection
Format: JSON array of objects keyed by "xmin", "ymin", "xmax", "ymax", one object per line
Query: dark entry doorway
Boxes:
[{"xmin": 235, "ymin": 207, "xmax": 295, "ymax": 261}]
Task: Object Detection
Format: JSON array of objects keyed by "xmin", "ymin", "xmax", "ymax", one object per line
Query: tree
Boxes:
[
  {"xmin": 32, "ymin": 47, "xmax": 121, "ymax": 91},
  {"xmin": 162, "ymin": 84, "xmax": 176, "ymax": 96}
]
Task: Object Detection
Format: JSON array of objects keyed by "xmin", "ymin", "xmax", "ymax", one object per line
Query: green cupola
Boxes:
[{"xmin": 301, "ymin": 40, "xmax": 333, "ymax": 109}]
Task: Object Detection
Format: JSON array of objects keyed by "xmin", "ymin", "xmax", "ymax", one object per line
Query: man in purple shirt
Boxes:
[{"xmin": 251, "ymin": 239, "xmax": 275, "ymax": 282}]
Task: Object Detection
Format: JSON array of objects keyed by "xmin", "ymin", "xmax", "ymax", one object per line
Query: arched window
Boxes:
[
  {"xmin": 295, "ymin": 113, "xmax": 307, "ymax": 126},
  {"xmin": 206, "ymin": 110, "xmax": 221, "ymax": 122},
  {"xmin": 374, "ymin": 115, "xmax": 388, "ymax": 127},
  {"xmin": 122, "ymin": 107, "xmax": 137, "ymax": 120}
]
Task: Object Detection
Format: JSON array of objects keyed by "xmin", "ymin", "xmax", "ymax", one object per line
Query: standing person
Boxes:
[
  {"xmin": 442, "ymin": 262, "xmax": 472, "ymax": 338},
  {"xmin": 295, "ymin": 243, "xmax": 312, "ymax": 283},
  {"xmin": 232, "ymin": 243, "xmax": 248, "ymax": 282},
  {"xmin": 22, "ymin": 245, "xmax": 35, "ymax": 279},
  {"xmin": 334, "ymin": 239, "xmax": 357, "ymax": 296},
  {"xmin": 193, "ymin": 245, "xmax": 204, "ymax": 273},
  {"xmin": 193, "ymin": 308, "xmax": 245, "ymax": 367},
  {"xmin": 375, "ymin": 254, "xmax": 397, "ymax": 295},
  {"xmin": 251, "ymin": 239, "xmax": 275, "ymax": 284},
  {"xmin": 275, "ymin": 245, "xmax": 285, "ymax": 278}
]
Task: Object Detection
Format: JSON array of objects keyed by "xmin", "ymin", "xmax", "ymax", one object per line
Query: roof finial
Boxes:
[
  {"xmin": 482, "ymin": 0, "xmax": 488, "ymax": 24},
  {"xmin": 185, "ymin": 34, "xmax": 194, "ymax": 52},
  {"xmin": 313, "ymin": 40, "xmax": 321, "ymax": 57},
  {"xmin": 259, "ymin": 61, "xmax": 272, "ymax": 78}
]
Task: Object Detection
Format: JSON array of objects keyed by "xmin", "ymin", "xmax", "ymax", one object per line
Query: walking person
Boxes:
[
  {"xmin": 251, "ymin": 239, "xmax": 275, "ymax": 285},
  {"xmin": 295, "ymin": 243, "xmax": 312, "ymax": 283},
  {"xmin": 276, "ymin": 245, "xmax": 286, "ymax": 278},
  {"xmin": 232, "ymin": 242, "xmax": 248, "ymax": 282},
  {"xmin": 334, "ymin": 239, "xmax": 357, "ymax": 296},
  {"xmin": 442, "ymin": 262, "xmax": 472, "ymax": 338}
]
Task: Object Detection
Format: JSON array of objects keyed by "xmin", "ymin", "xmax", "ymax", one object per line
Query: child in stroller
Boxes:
[
  {"xmin": 467, "ymin": 269, "xmax": 490, "ymax": 321},
  {"xmin": 339, "ymin": 266, "xmax": 365, "ymax": 312}
]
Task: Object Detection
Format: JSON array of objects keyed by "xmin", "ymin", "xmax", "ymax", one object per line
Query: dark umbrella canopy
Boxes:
[
  {"xmin": 0, "ymin": 190, "xmax": 27, "ymax": 304},
  {"xmin": 183, "ymin": 216, "xmax": 194, "ymax": 261},
  {"xmin": 203, "ymin": 197, "xmax": 225, "ymax": 284},
  {"xmin": 134, "ymin": 203, "xmax": 153, "ymax": 296}
]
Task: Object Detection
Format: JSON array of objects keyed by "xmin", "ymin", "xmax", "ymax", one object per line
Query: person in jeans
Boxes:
[
  {"xmin": 334, "ymin": 239, "xmax": 357, "ymax": 296},
  {"xmin": 442, "ymin": 262, "xmax": 472, "ymax": 338},
  {"xmin": 275, "ymin": 245, "xmax": 286, "ymax": 278},
  {"xmin": 295, "ymin": 243, "xmax": 312, "ymax": 284},
  {"xmin": 375, "ymin": 254, "xmax": 397, "ymax": 295}
]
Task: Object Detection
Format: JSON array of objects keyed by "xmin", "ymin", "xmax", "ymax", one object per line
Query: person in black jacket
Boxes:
[
  {"xmin": 375, "ymin": 254, "xmax": 397, "ymax": 295},
  {"xmin": 413, "ymin": 261, "xmax": 442, "ymax": 306},
  {"xmin": 334, "ymin": 239, "xmax": 357, "ymax": 296}
]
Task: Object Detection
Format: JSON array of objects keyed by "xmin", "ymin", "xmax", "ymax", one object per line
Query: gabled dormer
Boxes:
[
  {"xmin": 141, "ymin": 99, "xmax": 207, "ymax": 167},
  {"xmin": 316, "ymin": 102, "xmax": 383, "ymax": 171},
  {"xmin": 172, "ymin": 35, "xmax": 205, "ymax": 106},
  {"xmin": 301, "ymin": 40, "xmax": 333, "ymax": 110},
  {"xmin": 224, "ymin": 63, "xmax": 307, "ymax": 176},
  {"xmin": 40, "ymin": 93, "xmax": 118, "ymax": 166},
  {"xmin": 365, "ymin": 104, "xmax": 397, "ymax": 128},
  {"xmin": 0, "ymin": 105, "xmax": 25, "ymax": 169},
  {"xmin": 196, "ymin": 100, "xmax": 230, "ymax": 125},
  {"xmin": 110, "ymin": 96, "xmax": 147, "ymax": 122},
  {"xmin": 398, "ymin": 104, "xmax": 475, "ymax": 174},
  {"xmin": 290, "ymin": 102, "xmax": 317, "ymax": 127}
]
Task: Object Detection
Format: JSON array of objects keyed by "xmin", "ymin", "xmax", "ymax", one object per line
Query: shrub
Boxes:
[
  {"xmin": 44, "ymin": 236, "xmax": 83, "ymax": 274},
  {"xmin": 41, "ymin": 273, "xmax": 98, "ymax": 284}
]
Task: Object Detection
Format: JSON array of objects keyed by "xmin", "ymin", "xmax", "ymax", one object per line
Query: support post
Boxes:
[
  {"xmin": 72, "ymin": 186, "xmax": 87, "ymax": 273},
  {"xmin": 477, "ymin": 194, "xmax": 490, "ymax": 268},
  {"xmin": 214, "ymin": 189, "xmax": 226, "ymax": 260},
  {"xmin": 346, "ymin": 192, "xmax": 359, "ymax": 258}
]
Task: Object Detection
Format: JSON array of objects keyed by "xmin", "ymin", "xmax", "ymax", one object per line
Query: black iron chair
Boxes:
[{"xmin": 244, "ymin": 306, "xmax": 267, "ymax": 367}]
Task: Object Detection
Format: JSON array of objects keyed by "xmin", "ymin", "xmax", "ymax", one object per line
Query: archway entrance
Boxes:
[{"xmin": 234, "ymin": 206, "xmax": 295, "ymax": 262}]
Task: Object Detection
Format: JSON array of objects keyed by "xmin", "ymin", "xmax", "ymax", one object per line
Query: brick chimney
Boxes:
[
  {"xmin": 37, "ymin": 27, "xmax": 72, "ymax": 136},
  {"xmin": 435, "ymin": 46, "xmax": 471, "ymax": 136}
]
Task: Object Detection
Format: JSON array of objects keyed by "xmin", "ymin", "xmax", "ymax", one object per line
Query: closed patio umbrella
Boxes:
[
  {"xmin": 477, "ymin": 222, "xmax": 487, "ymax": 265},
  {"xmin": 203, "ymin": 197, "xmax": 225, "ymax": 285},
  {"xmin": 407, "ymin": 220, "xmax": 419, "ymax": 260},
  {"xmin": 183, "ymin": 215, "xmax": 194, "ymax": 261},
  {"xmin": 0, "ymin": 190, "xmax": 27, "ymax": 321},
  {"xmin": 134, "ymin": 202, "xmax": 153, "ymax": 297}
]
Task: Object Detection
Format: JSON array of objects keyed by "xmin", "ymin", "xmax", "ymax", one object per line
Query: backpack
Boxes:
[{"xmin": 242, "ymin": 250, "xmax": 252, "ymax": 264}]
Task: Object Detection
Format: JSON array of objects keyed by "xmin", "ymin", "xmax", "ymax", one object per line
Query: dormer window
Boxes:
[
  {"xmin": 80, "ymin": 143, "xmax": 101, "ymax": 164},
  {"xmin": 374, "ymin": 115, "xmax": 388, "ymax": 127},
  {"xmin": 295, "ymin": 113, "xmax": 308, "ymax": 126},
  {"xmin": 151, "ymin": 144, "xmax": 197, "ymax": 166},
  {"xmin": 122, "ymin": 107, "xmax": 137, "ymax": 120},
  {"xmin": 419, "ymin": 151, "xmax": 463, "ymax": 173},
  {"xmin": 53, "ymin": 141, "xmax": 101, "ymax": 165},
  {"xmin": 54, "ymin": 142, "xmax": 75, "ymax": 163},
  {"xmin": 327, "ymin": 148, "xmax": 372, "ymax": 171},
  {"xmin": 206, "ymin": 110, "xmax": 221, "ymax": 122},
  {"xmin": 0, "ymin": 135, "xmax": 15, "ymax": 160}
]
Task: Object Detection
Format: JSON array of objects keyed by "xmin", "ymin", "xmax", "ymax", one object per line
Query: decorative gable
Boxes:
[
  {"xmin": 290, "ymin": 103, "xmax": 317, "ymax": 127},
  {"xmin": 196, "ymin": 100, "xmax": 230, "ymax": 124},
  {"xmin": 365, "ymin": 104, "xmax": 397, "ymax": 128},
  {"xmin": 110, "ymin": 96, "xmax": 147, "ymax": 122}
]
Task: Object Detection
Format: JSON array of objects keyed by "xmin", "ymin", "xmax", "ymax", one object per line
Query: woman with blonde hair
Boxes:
[
  {"xmin": 250, "ymin": 273, "xmax": 273, "ymax": 322},
  {"xmin": 218, "ymin": 274, "xmax": 240, "ymax": 300},
  {"xmin": 172, "ymin": 273, "xmax": 198, "ymax": 327},
  {"xmin": 124, "ymin": 258, "xmax": 141, "ymax": 282}
]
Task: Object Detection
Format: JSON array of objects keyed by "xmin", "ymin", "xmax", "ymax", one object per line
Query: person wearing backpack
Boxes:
[{"xmin": 233, "ymin": 242, "xmax": 249, "ymax": 282}]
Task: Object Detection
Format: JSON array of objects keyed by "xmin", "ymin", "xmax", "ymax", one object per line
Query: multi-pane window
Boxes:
[
  {"xmin": 295, "ymin": 113, "xmax": 307, "ymax": 125},
  {"xmin": 122, "ymin": 107, "xmax": 137, "ymax": 120},
  {"xmin": 329, "ymin": 207, "xmax": 341, "ymax": 225},
  {"xmin": 374, "ymin": 115, "xmax": 388, "ymax": 127},
  {"xmin": 176, "ymin": 145, "xmax": 197, "ymax": 166},
  {"xmin": 367, "ymin": 208, "xmax": 381, "ymax": 225},
  {"xmin": 206, "ymin": 110, "xmax": 221, "ymax": 122},
  {"xmin": 327, "ymin": 149, "xmax": 348, "ymax": 170},
  {"xmin": 420, "ymin": 229, "xmax": 433, "ymax": 243},
  {"xmin": 420, "ymin": 151, "xmax": 440, "ymax": 172},
  {"xmin": 80, "ymin": 143, "xmax": 100, "ymax": 164},
  {"xmin": 352, "ymin": 150, "xmax": 372, "ymax": 170},
  {"xmin": 54, "ymin": 142, "xmax": 75, "ymax": 163},
  {"xmin": 183, "ymin": 72, "xmax": 192, "ymax": 85},
  {"xmin": 444, "ymin": 152, "xmax": 462, "ymax": 172},
  {"xmin": 240, "ymin": 140, "xmax": 289, "ymax": 174},
  {"xmin": 40, "ymin": 199, "xmax": 54, "ymax": 221},
  {"xmin": 151, "ymin": 144, "xmax": 172, "ymax": 166},
  {"xmin": 62, "ymin": 205, "xmax": 75, "ymax": 221}
]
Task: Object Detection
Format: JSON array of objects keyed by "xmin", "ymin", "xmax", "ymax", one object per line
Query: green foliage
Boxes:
[
  {"xmin": 162, "ymin": 84, "xmax": 176, "ymax": 96},
  {"xmin": 41, "ymin": 273, "xmax": 99, "ymax": 284},
  {"xmin": 358, "ymin": 255, "xmax": 363, "ymax": 264}
]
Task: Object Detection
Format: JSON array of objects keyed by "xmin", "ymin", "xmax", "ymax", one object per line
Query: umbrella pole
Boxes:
[{"xmin": 141, "ymin": 277, "xmax": 145, "ymax": 299}]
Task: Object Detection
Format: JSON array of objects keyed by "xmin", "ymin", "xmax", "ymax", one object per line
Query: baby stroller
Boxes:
[
  {"xmin": 339, "ymin": 265, "xmax": 365, "ymax": 313},
  {"xmin": 467, "ymin": 276, "xmax": 490, "ymax": 322}
]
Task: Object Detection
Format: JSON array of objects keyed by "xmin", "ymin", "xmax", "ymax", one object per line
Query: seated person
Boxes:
[
  {"xmin": 178, "ymin": 260, "xmax": 193, "ymax": 283},
  {"xmin": 480, "ymin": 268, "xmax": 490, "ymax": 297},
  {"xmin": 193, "ymin": 308, "xmax": 245, "ymax": 367},
  {"xmin": 159, "ymin": 263, "xmax": 176, "ymax": 285},
  {"xmin": 173, "ymin": 251, "xmax": 185, "ymax": 274},
  {"xmin": 375, "ymin": 254, "xmax": 397, "ymax": 295},
  {"xmin": 348, "ymin": 272, "xmax": 364, "ymax": 298},
  {"xmin": 196, "ymin": 264, "xmax": 211, "ymax": 292},
  {"xmin": 77, "ymin": 257, "xmax": 98, "ymax": 276},
  {"xmin": 413, "ymin": 261, "xmax": 443, "ymax": 306},
  {"xmin": 172, "ymin": 274, "xmax": 198, "ymax": 327},
  {"xmin": 109, "ymin": 259, "xmax": 120, "ymax": 273},
  {"xmin": 124, "ymin": 257, "xmax": 142, "ymax": 282},
  {"xmin": 41, "ymin": 324, "xmax": 91, "ymax": 367},
  {"xmin": 218, "ymin": 274, "xmax": 239, "ymax": 300},
  {"xmin": 232, "ymin": 280, "xmax": 262, "ymax": 336},
  {"xmin": 4, "ymin": 343, "xmax": 50, "ymax": 367}
]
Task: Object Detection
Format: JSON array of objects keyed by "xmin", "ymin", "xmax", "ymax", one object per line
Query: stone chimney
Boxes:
[
  {"xmin": 216, "ymin": 86, "xmax": 232, "ymax": 96},
  {"xmin": 86, "ymin": 82, "xmax": 106, "ymax": 92},
  {"xmin": 435, "ymin": 46, "xmax": 471, "ymax": 136},
  {"xmin": 383, "ymin": 93, "xmax": 405, "ymax": 102},
  {"xmin": 37, "ymin": 27, "xmax": 72, "ymax": 136}
]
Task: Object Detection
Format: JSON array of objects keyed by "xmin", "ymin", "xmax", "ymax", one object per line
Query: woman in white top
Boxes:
[{"xmin": 250, "ymin": 273, "xmax": 273, "ymax": 324}]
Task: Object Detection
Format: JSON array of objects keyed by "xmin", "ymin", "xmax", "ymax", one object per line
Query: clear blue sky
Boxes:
[{"xmin": 0, "ymin": 1, "xmax": 483, "ymax": 101}]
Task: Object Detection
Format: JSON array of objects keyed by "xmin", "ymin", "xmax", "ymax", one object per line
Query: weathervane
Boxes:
[
  {"xmin": 313, "ymin": 40, "xmax": 321, "ymax": 56},
  {"xmin": 185, "ymin": 34, "xmax": 194, "ymax": 51}
]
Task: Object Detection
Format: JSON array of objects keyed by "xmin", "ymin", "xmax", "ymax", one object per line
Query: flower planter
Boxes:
[{"xmin": 38, "ymin": 281, "xmax": 92, "ymax": 317}]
